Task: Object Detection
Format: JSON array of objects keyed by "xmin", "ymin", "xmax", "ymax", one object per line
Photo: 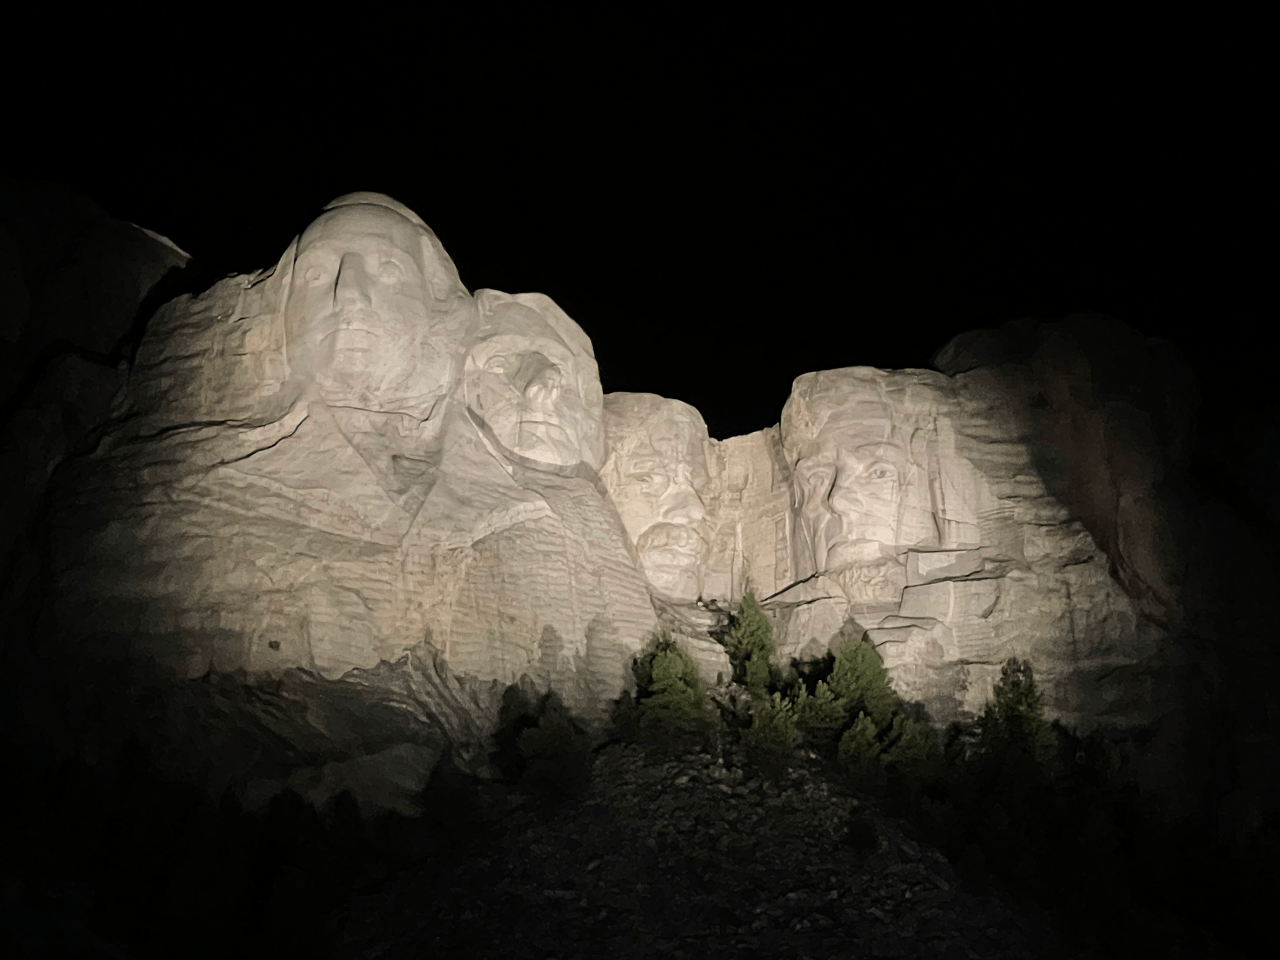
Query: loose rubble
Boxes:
[{"xmin": 333, "ymin": 744, "xmax": 1095, "ymax": 959}]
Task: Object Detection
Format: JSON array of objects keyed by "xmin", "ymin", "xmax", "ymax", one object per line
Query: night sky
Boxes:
[{"xmin": 6, "ymin": 45, "xmax": 1268, "ymax": 473}]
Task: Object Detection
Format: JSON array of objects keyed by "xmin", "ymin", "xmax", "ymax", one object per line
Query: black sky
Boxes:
[{"xmin": 5, "ymin": 38, "xmax": 1268, "ymax": 447}]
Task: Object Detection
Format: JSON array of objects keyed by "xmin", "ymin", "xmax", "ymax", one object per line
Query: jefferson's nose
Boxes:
[
  {"xmin": 334, "ymin": 252, "xmax": 372, "ymax": 308},
  {"xmin": 524, "ymin": 367, "xmax": 562, "ymax": 404}
]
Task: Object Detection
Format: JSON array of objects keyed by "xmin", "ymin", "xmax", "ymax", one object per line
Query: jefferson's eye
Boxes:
[
  {"xmin": 865, "ymin": 464, "xmax": 896, "ymax": 481},
  {"xmin": 377, "ymin": 261, "xmax": 405, "ymax": 281}
]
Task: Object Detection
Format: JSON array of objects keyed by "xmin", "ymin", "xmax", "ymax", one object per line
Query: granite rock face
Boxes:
[
  {"xmin": 46, "ymin": 193, "xmax": 652, "ymax": 731},
  {"xmin": 31, "ymin": 192, "xmax": 1215, "ymax": 807}
]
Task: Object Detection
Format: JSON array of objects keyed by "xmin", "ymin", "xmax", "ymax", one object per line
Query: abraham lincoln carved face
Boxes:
[{"xmin": 783, "ymin": 369, "xmax": 943, "ymax": 605}]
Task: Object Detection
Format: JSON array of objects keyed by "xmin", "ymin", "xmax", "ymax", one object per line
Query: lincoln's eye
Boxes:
[
  {"xmin": 378, "ymin": 261, "xmax": 405, "ymax": 281},
  {"xmin": 803, "ymin": 467, "xmax": 833, "ymax": 491}
]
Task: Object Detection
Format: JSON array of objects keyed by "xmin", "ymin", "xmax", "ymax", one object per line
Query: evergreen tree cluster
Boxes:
[
  {"xmin": 724, "ymin": 592, "xmax": 940, "ymax": 779},
  {"xmin": 625, "ymin": 631, "xmax": 716, "ymax": 758}
]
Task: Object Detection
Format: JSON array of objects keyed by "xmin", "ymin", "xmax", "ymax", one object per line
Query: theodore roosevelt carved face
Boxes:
[
  {"xmin": 284, "ymin": 195, "xmax": 467, "ymax": 418},
  {"xmin": 601, "ymin": 394, "xmax": 711, "ymax": 602}
]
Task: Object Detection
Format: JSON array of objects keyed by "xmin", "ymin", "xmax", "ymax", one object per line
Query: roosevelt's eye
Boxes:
[{"xmin": 377, "ymin": 260, "xmax": 405, "ymax": 282}]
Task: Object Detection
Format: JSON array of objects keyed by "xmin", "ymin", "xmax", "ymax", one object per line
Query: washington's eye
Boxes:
[
  {"xmin": 304, "ymin": 266, "xmax": 324, "ymax": 282},
  {"xmin": 377, "ymin": 261, "xmax": 405, "ymax": 281}
]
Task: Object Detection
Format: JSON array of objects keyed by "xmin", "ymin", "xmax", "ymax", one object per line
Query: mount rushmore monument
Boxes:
[{"xmin": 9, "ymin": 190, "xmax": 1222, "ymax": 811}]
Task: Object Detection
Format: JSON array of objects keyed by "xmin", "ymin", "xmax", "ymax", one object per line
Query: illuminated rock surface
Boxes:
[
  {"xmin": 46, "ymin": 194, "xmax": 652, "ymax": 743},
  {"xmin": 16, "ymin": 192, "xmax": 1216, "ymax": 815},
  {"xmin": 759, "ymin": 364, "xmax": 1168, "ymax": 733}
]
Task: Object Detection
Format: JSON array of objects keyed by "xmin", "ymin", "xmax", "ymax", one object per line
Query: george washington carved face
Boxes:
[{"xmin": 284, "ymin": 197, "xmax": 466, "ymax": 418}]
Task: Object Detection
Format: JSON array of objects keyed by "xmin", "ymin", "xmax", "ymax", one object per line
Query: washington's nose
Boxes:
[{"xmin": 333, "ymin": 252, "xmax": 372, "ymax": 308}]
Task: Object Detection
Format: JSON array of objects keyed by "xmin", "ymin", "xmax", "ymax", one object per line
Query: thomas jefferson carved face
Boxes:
[
  {"xmin": 284, "ymin": 202, "xmax": 460, "ymax": 417},
  {"xmin": 464, "ymin": 292, "xmax": 604, "ymax": 470},
  {"xmin": 601, "ymin": 395, "xmax": 710, "ymax": 602}
]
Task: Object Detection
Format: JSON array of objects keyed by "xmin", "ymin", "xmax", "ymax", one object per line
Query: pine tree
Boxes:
[
  {"xmin": 828, "ymin": 631, "xmax": 899, "ymax": 729},
  {"xmin": 794, "ymin": 679, "xmax": 849, "ymax": 751},
  {"xmin": 517, "ymin": 691, "xmax": 594, "ymax": 803},
  {"xmin": 744, "ymin": 652, "xmax": 771, "ymax": 694},
  {"xmin": 634, "ymin": 632, "xmax": 713, "ymax": 756},
  {"xmin": 976, "ymin": 657, "xmax": 1054, "ymax": 761},
  {"xmin": 725, "ymin": 591, "xmax": 773, "ymax": 686},
  {"xmin": 837, "ymin": 711, "xmax": 882, "ymax": 772},
  {"xmin": 743, "ymin": 692, "xmax": 799, "ymax": 780},
  {"xmin": 880, "ymin": 713, "xmax": 938, "ymax": 769}
]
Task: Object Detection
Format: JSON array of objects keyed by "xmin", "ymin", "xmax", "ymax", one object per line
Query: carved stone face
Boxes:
[
  {"xmin": 791, "ymin": 402, "xmax": 912, "ymax": 602},
  {"xmin": 785, "ymin": 373, "xmax": 945, "ymax": 605},
  {"xmin": 285, "ymin": 204, "xmax": 456, "ymax": 416},
  {"xmin": 602, "ymin": 395, "xmax": 710, "ymax": 602},
  {"xmin": 464, "ymin": 294, "xmax": 603, "ymax": 470}
]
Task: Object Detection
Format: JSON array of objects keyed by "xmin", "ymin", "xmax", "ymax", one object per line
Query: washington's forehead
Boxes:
[{"xmin": 299, "ymin": 205, "xmax": 426, "ymax": 250}]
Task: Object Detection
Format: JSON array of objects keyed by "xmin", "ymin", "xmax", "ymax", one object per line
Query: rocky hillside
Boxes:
[{"xmin": 334, "ymin": 744, "xmax": 1096, "ymax": 960}]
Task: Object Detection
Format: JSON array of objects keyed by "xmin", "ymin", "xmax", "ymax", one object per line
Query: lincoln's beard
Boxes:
[
  {"xmin": 636, "ymin": 522, "xmax": 702, "ymax": 600},
  {"xmin": 828, "ymin": 556, "xmax": 907, "ymax": 604}
]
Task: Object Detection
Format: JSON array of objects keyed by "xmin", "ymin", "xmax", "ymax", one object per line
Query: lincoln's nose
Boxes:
[
  {"xmin": 828, "ymin": 476, "xmax": 864, "ymax": 522},
  {"xmin": 334, "ymin": 252, "xmax": 373, "ymax": 309}
]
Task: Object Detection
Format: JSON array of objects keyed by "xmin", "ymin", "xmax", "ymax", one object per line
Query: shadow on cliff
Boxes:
[
  {"xmin": 934, "ymin": 314, "xmax": 1280, "ymax": 851},
  {"xmin": 0, "ymin": 638, "xmax": 534, "ymax": 958}
]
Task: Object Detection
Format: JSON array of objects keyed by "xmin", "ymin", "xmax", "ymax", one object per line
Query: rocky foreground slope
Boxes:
[{"xmin": 334, "ymin": 744, "xmax": 1097, "ymax": 960}]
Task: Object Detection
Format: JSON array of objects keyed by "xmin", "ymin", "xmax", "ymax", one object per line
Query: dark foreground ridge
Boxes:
[{"xmin": 337, "ymin": 743, "xmax": 1089, "ymax": 960}]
